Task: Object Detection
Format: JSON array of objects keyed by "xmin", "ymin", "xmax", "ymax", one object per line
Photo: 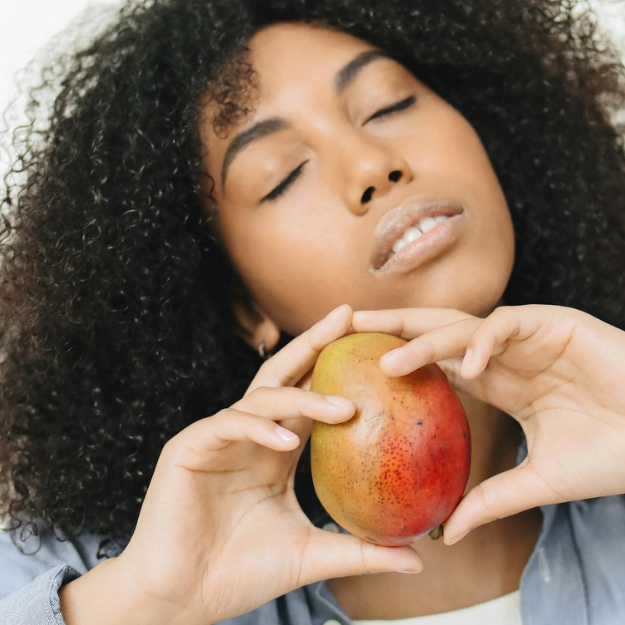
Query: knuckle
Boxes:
[
  {"xmin": 213, "ymin": 408, "xmax": 243, "ymax": 430},
  {"xmin": 474, "ymin": 483, "xmax": 495, "ymax": 519},
  {"xmin": 276, "ymin": 371, "xmax": 300, "ymax": 387},
  {"xmin": 215, "ymin": 409, "xmax": 256, "ymax": 440},
  {"xmin": 421, "ymin": 340, "xmax": 437, "ymax": 362},
  {"xmin": 360, "ymin": 539, "xmax": 377, "ymax": 571},
  {"xmin": 214, "ymin": 408, "xmax": 230, "ymax": 423},
  {"xmin": 469, "ymin": 317, "xmax": 488, "ymax": 337},
  {"xmin": 298, "ymin": 392, "xmax": 333, "ymax": 420},
  {"xmin": 251, "ymin": 385, "xmax": 271, "ymax": 399},
  {"xmin": 491, "ymin": 306, "xmax": 509, "ymax": 318},
  {"xmin": 161, "ymin": 432, "xmax": 193, "ymax": 463},
  {"xmin": 161, "ymin": 437, "xmax": 178, "ymax": 457},
  {"xmin": 295, "ymin": 398, "xmax": 309, "ymax": 419}
]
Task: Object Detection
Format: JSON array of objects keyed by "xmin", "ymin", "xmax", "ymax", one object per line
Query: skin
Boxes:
[{"xmin": 199, "ymin": 21, "xmax": 543, "ymax": 619}]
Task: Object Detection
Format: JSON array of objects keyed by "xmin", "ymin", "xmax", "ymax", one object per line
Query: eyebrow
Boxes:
[{"xmin": 220, "ymin": 49, "xmax": 395, "ymax": 188}]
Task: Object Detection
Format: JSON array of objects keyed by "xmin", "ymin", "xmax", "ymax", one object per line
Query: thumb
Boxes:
[
  {"xmin": 442, "ymin": 461, "xmax": 550, "ymax": 545},
  {"xmin": 300, "ymin": 530, "xmax": 423, "ymax": 585}
]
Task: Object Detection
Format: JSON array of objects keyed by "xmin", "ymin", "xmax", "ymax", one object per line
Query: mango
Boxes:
[{"xmin": 310, "ymin": 331, "xmax": 471, "ymax": 546}]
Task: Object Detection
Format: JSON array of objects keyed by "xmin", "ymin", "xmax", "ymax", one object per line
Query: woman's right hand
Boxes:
[{"xmin": 62, "ymin": 303, "xmax": 423, "ymax": 625}]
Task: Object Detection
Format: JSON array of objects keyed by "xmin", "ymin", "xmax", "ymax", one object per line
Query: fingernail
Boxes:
[
  {"xmin": 396, "ymin": 569, "xmax": 420, "ymax": 574},
  {"xmin": 447, "ymin": 529, "xmax": 471, "ymax": 545},
  {"xmin": 275, "ymin": 426, "xmax": 298, "ymax": 441},
  {"xmin": 461, "ymin": 349, "xmax": 473, "ymax": 370},
  {"xmin": 325, "ymin": 395, "xmax": 351, "ymax": 407}
]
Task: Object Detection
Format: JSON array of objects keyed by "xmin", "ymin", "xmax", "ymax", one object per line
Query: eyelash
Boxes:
[
  {"xmin": 263, "ymin": 161, "xmax": 308, "ymax": 202},
  {"xmin": 261, "ymin": 95, "xmax": 417, "ymax": 203},
  {"xmin": 366, "ymin": 95, "xmax": 417, "ymax": 123}
]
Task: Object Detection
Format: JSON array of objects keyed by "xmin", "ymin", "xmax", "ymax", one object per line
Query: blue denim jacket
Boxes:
[{"xmin": 1, "ymin": 439, "xmax": 624, "ymax": 625}]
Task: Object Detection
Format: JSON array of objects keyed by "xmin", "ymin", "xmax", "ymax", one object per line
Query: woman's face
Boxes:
[{"xmin": 199, "ymin": 22, "xmax": 515, "ymax": 342}]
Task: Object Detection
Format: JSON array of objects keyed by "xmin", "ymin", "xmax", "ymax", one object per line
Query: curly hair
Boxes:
[{"xmin": 1, "ymin": 0, "xmax": 624, "ymax": 552}]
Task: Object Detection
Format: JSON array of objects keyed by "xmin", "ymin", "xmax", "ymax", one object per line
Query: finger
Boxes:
[
  {"xmin": 232, "ymin": 386, "xmax": 356, "ymax": 438},
  {"xmin": 377, "ymin": 305, "xmax": 532, "ymax": 379},
  {"xmin": 300, "ymin": 530, "xmax": 424, "ymax": 586},
  {"xmin": 442, "ymin": 461, "xmax": 555, "ymax": 545},
  {"xmin": 166, "ymin": 409, "xmax": 305, "ymax": 470},
  {"xmin": 458, "ymin": 306, "xmax": 524, "ymax": 379},
  {"xmin": 246, "ymin": 303, "xmax": 353, "ymax": 394},
  {"xmin": 377, "ymin": 317, "xmax": 483, "ymax": 377},
  {"xmin": 351, "ymin": 307, "xmax": 474, "ymax": 338}
]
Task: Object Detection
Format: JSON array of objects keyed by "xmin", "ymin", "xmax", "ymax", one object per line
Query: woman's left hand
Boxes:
[{"xmin": 351, "ymin": 304, "xmax": 625, "ymax": 545}]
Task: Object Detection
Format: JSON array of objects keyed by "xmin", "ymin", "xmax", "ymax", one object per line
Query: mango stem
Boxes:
[{"xmin": 428, "ymin": 524, "xmax": 444, "ymax": 540}]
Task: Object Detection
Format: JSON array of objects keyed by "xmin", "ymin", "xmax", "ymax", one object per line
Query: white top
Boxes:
[{"xmin": 350, "ymin": 589, "xmax": 522, "ymax": 625}]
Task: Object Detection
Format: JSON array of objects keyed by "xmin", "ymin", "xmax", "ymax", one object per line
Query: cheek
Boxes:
[
  {"xmin": 407, "ymin": 109, "xmax": 493, "ymax": 182},
  {"xmin": 233, "ymin": 202, "xmax": 359, "ymax": 281},
  {"xmin": 222, "ymin": 217, "xmax": 361, "ymax": 332}
]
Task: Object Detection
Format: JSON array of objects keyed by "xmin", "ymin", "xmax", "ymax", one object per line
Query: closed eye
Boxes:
[
  {"xmin": 365, "ymin": 95, "xmax": 417, "ymax": 124},
  {"xmin": 262, "ymin": 160, "xmax": 308, "ymax": 203}
]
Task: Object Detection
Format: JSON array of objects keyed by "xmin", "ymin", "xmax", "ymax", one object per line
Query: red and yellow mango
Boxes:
[{"xmin": 310, "ymin": 332, "xmax": 471, "ymax": 546}]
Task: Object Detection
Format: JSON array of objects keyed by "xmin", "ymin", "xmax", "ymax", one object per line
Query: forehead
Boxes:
[
  {"xmin": 248, "ymin": 22, "xmax": 376, "ymax": 92},
  {"xmin": 199, "ymin": 23, "xmax": 388, "ymax": 165}
]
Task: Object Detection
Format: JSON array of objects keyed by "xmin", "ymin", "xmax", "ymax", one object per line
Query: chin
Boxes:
[
  {"xmin": 441, "ymin": 288, "xmax": 507, "ymax": 319},
  {"xmin": 474, "ymin": 296, "xmax": 507, "ymax": 318}
]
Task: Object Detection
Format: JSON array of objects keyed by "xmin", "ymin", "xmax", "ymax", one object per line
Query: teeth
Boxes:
[
  {"xmin": 388, "ymin": 214, "xmax": 450, "ymax": 259},
  {"xmin": 391, "ymin": 227, "xmax": 421, "ymax": 254},
  {"xmin": 403, "ymin": 227, "xmax": 423, "ymax": 244},
  {"xmin": 392, "ymin": 238, "xmax": 408, "ymax": 254},
  {"xmin": 419, "ymin": 216, "xmax": 439, "ymax": 233}
]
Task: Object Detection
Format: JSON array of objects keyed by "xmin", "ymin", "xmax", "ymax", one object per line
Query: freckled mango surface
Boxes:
[{"xmin": 310, "ymin": 332, "xmax": 471, "ymax": 547}]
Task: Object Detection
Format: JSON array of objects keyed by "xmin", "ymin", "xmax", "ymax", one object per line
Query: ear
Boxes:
[{"xmin": 230, "ymin": 292, "xmax": 282, "ymax": 354}]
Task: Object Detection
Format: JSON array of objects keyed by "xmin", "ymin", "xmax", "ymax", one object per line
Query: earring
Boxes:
[
  {"xmin": 258, "ymin": 340, "xmax": 276, "ymax": 360},
  {"xmin": 258, "ymin": 338, "xmax": 277, "ymax": 360}
]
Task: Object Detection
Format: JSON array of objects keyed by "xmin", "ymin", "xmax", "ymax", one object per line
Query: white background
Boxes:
[
  {"xmin": 0, "ymin": 0, "xmax": 121, "ymax": 111},
  {"xmin": 0, "ymin": 0, "xmax": 624, "ymax": 175}
]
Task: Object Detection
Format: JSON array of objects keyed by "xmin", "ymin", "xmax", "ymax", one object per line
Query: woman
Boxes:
[{"xmin": 0, "ymin": 0, "xmax": 624, "ymax": 623}]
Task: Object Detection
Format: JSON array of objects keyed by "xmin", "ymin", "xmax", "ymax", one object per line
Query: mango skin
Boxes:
[{"xmin": 310, "ymin": 331, "xmax": 471, "ymax": 547}]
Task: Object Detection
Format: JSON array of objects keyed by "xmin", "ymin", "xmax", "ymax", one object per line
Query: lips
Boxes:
[{"xmin": 371, "ymin": 198, "xmax": 465, "ymax": 271}]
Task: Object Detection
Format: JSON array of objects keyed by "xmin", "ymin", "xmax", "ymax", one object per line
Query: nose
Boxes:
[{"xmin": 340, "ymin": 138, "xmax": 414, "ymax": 215}]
